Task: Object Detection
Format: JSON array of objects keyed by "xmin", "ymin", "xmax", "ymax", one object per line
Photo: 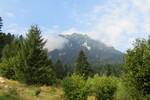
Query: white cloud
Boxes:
[
  {"xmin": 61, "ymin": 28, "xmax": 92, "ymax": 37},
  {"xmin": 61, "ymin": 28, "xmax": 79, "ymax": 35},
  {"xmin": 6, "ymin": 12, "xmax": 14, "ymax": 17},
  {"xmin": 67, "ymin": 0, "xmax": 150, "ymax": 51},
  {"xmin": 52, "ymin": 25, "xmax": 59, "ymax": 29},
  {"xmin": 93, "ymin": 6, "xmax": 103, "ymax": 13},
  {"xmin": 41, "ymin": 27, "xmax": 68, "ymax": 51},
  {"xmin": 44, "ymin": 35, "xmax": 68, "ymax": 51}
]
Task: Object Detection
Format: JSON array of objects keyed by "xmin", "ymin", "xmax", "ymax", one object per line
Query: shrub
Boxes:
[
  {"xmin": 87, "ymin": 74, "xmax": 118, "ymax": 100},
  {"xmin": 62, "ymin": 74, "xmax": 88, "ymax": 100},
  {"xmin": 35, "ymin": 89, "xmax": 41, "ymax": 97}
]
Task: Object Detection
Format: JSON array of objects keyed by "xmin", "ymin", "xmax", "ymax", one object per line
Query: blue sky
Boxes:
[{"xmin": 0, "ymin": 0, "xmax": 149, "ymax": 52}]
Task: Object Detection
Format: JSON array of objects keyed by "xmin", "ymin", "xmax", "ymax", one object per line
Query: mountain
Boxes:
[{"xmin": 49, "ymin": 33, "xmax": 124, "ymax": 65}]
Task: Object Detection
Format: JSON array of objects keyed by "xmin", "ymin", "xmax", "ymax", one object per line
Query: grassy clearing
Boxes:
[{"xmin": 0, "ymin": 78, "xmax": 63, "ymax": 100}]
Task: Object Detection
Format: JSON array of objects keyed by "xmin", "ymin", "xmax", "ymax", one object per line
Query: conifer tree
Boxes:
[
  {"xmin": 54, "ymin": 60, "xmax": 67, "ymax": 79},
  {"xmin": 75, "ymin": 50, "xmax": 93, "ymax": 79},
  {"xmin": 0, "ymin": 17, "xmax": 3, "ymax": 32},
  {"xmin": 15, "ymin": 25, "xmax": 56, "ymax": 85},
  {"xmin": 54, "ymin": 60, "xmax": 63, "ymax": 79}
]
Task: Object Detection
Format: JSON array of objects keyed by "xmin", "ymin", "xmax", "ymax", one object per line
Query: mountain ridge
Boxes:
[{"xmin": 49, "ymin": 33, "xmax": 124, "ymax": 65}]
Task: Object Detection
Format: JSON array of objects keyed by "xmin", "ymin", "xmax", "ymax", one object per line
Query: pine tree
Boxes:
[
  {"xmin": 0, "ymin": 17, "xmax": 3, "ymax": 32},
  {"xmin": 15, "ymin": 25, "xmax": 56, "ymax": 85},
  {"xmin": 54, "ymin": 60, "xmax": 63, "ymax": 79},
  {"xmin": 53, "ymin": 60, "xmax": 67, "ymax": 79},
  {"xmin": 75, "ymin": 50, "xmax": 93, "ymax": 79}
]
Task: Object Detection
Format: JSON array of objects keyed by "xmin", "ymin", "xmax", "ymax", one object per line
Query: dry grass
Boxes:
[
  {"xmin": 87, "ymin": 96, "xmax": 95, "ymax": 100},
  {"xmin": 0, "ymin": 78, "xmax": 64, "ymax": 100},
  {"xmin": 4, "ymin": 78, "xmax": 24, "ymax": 87}
]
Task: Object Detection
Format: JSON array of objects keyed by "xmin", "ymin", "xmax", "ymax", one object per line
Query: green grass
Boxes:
[{"xmin": 0, "ymin": 96, "xmax": 19, "ymax": 100}]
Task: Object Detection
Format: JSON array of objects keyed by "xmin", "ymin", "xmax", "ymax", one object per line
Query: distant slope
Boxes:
[{"xmin": 49, "ymin": 33, "xmax": 124, "ymax": 65}]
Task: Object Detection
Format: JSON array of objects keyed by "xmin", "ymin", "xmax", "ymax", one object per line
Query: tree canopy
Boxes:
[{"xmin": 123, "ymin": 36, "xmax": 150, "ymax": 98}]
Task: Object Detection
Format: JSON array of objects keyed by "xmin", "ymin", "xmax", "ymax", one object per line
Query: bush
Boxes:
[
  {"xmin": 62, "ymin": 74, "xmax": 88, "ymax": 100},
  {"xmin": 87, "ymin": 74, "xmax": 118, "ymax": 100},
  {"xmin": 35, "ymin": 89, "xmax": 41, "ymax": 97}
]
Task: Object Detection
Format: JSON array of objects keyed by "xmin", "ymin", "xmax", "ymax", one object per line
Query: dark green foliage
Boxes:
[
  {"xmin": 102, "ymin": 64, "xmax": 115, "ymax": 76},
  {"xmin": 0, "ymin": 38, "xmax": 20, "ymax": 79},
  {"xmin": 99, "ymin": 63, "xmax": 122, "ymax": 77},
  {"xmin": 62, "ymin": 74, "xmax": 88, "ymax": 100},
  {"xmin": 1, "ymin": 38, "xmax": 20, "ymax": 60},
  {"xmin": 75, "ymin": 50, "xmax": 93, "ymax": 79},
  {"xmin": 87, "ymin": 75, "xmax": 118, "ymax": 100},
  {"xmin": 15, "ymin": 25, "xmax": 56, "ymax": 85},
  {"xmin": 53, "ymin": 60, "xmax": 67, "ymax": 79},
  {"xmin": 35, "ymin": 89, "xmax": 41, "ymax": 97},
  {"xmin": 62, "ymin": 74, "xmax": 118, "ymax": 100},
  {"xmin": 0, "ymin": 17, "xmax": 3, "ymax": 32},
  {"xmin": 123, "ymin": 37, "xmax": 150, "ymax": 99},
  {"xmin": 0, "ymin": 57, "xmax": 17, "ymax": 79},
  {"xmin": 0, "ymin": 33, "xmax": 14, "ymax": 59}
]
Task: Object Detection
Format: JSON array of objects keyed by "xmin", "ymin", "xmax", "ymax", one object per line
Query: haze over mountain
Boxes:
[{"xmin": 49, "ymin": 33, "xmax": 124, "ymax": 65}]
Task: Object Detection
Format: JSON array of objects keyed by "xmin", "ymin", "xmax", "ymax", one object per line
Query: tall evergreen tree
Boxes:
[
  {"xmin": 15, "ymin": 25, "xmax": 56, "ymax": 85},
  {"xmin": 54, "ymin": 60, "xmax": 67, "ymax": 79},
  {"xmin": 75, "ymin": 50, "xmax": 93, "ymax": 79},
  {"xmin": 0, "ymin": 17, "xmax": 3, "ymax": 32}
]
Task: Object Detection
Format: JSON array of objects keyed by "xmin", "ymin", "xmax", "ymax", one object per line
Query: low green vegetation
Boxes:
[
  {"xmin": 62, "ymin": 74, "xmax": 87, "ymax": 100},
  {"xmin": 62, "ymin": 74, "xmax": 118, "ymax": 100},
  {"xmin": 35, "ymin": 89, "xmax": 41, "ymax": 97},
  {"xmin": 88, "ymin": 75, "xmax": 117, "ymax": 100}
]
